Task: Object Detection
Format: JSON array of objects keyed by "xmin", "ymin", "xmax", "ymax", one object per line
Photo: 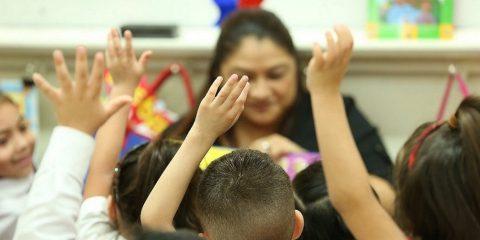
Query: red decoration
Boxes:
[{"xmin": 238, "ymin": 0, "xmax": 263, "ymax": 9}]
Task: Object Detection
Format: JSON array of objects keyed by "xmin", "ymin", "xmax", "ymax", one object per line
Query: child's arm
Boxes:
[
  {"xmin": 83, "ymin": 29, "xmax": 152, "ymax": 198},
  {"xmin": 13, "ymin": 47, "xmax": 131, "ymax": 240},
  {"xmin": 141, "ymin": 74, "xmax": 250, "ymax": 231},
  {"xmin": 307, "ymin": 26, "xmax": 405, "ymax": 240}
]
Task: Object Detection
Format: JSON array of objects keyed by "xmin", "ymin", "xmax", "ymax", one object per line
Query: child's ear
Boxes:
[
  {"xmin": 199, "ymin": 231, "xmax": 209, "ymax": 239},
  {"xmin": 107, "ymin": 195, "xmax": 118, "ymax": 223},
  {"xmin": 291, "ymin": 210, "xmax": 304, "ymax": 240}
]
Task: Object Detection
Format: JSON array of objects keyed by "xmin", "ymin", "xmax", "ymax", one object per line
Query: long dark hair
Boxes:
[
  {"xmin": 395, "ymin": 96, "xmax": 480, "ymax": 239},
  {"xmin": 165, "ymin": 9, "xmax": 306, "ymax": 143},
  {"xmin": 112, "ymin": 137, "xmax": 202, "ymax": 235}
]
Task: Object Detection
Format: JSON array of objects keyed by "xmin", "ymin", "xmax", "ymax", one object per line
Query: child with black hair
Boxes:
[
  {"xmin": 75, "ymin": 29, "xmax": 200, "ymax": 239},
  {"xmin": 293, "ymin": 163, "xmax": 395, "ymax": 240},
  {"xmin": 306, "ymin": 24, "xmax": 480, "ymax": 239},
  {"xmin": 141, "ymin": 73, "xmax": 305, "ymax": 240},
  {"xmin": 196, "ymin": 149, "xmax": 303, "ymax": 240}
]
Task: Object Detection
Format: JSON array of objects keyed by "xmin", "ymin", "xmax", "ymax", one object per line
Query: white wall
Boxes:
[{"xmin": 1, "ymin": 0, "xmax": 479, "ymax": 29}]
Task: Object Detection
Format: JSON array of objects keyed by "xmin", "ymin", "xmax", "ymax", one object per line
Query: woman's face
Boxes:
[
  {"xmin": 0, "ymin": 103, "xmax": 35, "ymax": 178},
  {"xmin": 220, "ymin": 36, "xmax": 298, "ymax": 127}
]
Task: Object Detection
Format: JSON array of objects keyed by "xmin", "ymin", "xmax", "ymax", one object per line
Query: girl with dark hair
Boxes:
[
  {"xmin": 307, "ymin": 24, "xmax": 480, "ymax": 240},
  {"xmin": 0, "ymin": 92, "xmax": 36, "ymax": 239},
  {"xmin": 14, "ymin": 30, "xmax": 200, "ymax": 240},
  {"xmin": 166, "ymin": 9, "xmax": 393, "ymax": 181},
  {"xmin": 78, "ymin": 29, "xmax": 201, "ymax": 239}
]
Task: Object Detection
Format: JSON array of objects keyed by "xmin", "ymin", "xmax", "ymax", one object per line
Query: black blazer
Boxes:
[
  {"xmin": 164, "ymin": 93, "xmax": 393, "ymax": 181},
  {"xmin": 287, "ymin": 93, "xmax": 393, "ymax": 181}
]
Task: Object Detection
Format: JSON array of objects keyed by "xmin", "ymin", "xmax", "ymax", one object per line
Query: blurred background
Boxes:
[{"xmin": 0, "ymin": 0, "xmax": 479, "ymax": 161}]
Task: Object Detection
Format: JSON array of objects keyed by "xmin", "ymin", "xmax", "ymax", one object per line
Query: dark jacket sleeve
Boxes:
[{"xmin": 287, "ymin": 93, "xmax": 393, "ymax": 181}]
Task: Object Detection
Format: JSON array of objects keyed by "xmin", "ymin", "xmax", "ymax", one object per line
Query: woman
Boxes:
[{"xmin": 166, "ymin": 9, "xmax": 392, "ymax": 180}]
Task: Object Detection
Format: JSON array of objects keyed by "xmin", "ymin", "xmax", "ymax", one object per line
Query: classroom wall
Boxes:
[{"xmin": 1, "ymin": 0, "xmax": 480, "ymax": 29}]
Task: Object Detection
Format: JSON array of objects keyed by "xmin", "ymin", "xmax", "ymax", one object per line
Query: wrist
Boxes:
[
  {"xmin": 111, "ymin": 83, "xmax": 136, "ymax": 97},
  {"xmin": 187, "ymin": 125, "xmax": 217, "ymax": 146},
  {"xmin": 309, "ymin": 88, "xmax": 341, "ymax": 100},
  {"xmin": 58, "ymin": 123, "xmax": 95, "ymax": 136}
]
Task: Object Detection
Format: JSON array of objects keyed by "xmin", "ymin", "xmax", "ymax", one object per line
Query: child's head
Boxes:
[
  {"xmin": 300, "ymin": 199, "xmax": 354, "ymax": 240},
  {"xmin": 196, "ymin": 149, "xmax": 304, "ymax": 240},
  {"xmin": 293, "ymin": 163, "xmax": 355, "ymax": 240},
  {"xmin": 0, "ymin": 92, "xmax": 35, "ymax": 178},
  {"xmin": 293, "ymin": 162, "xmax": 329, "ymax": 206},
  {"xmin": 395, "ymin": 96, "xmax": 480, "ymax": 239},
  {"xmin": 109, "ymin": 138, "xmax": 202, "ymax": 236},
  {"xmin": 294, "ymin": 162, "xmax": 395, "ymax": 239}
]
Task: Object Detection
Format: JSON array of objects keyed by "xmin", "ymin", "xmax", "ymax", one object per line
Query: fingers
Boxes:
[
  {"xmin": 104, "ymin": 95, "xmax": 133, "ymax": 120},
  {"xmin": 112, "ymin": 29, "xmax": 122, "ymax": 58},
  {"xmin": 89, "ymin": 52, "xmax": 105, "ymax": 99},
  {"xmin": 53, "ymin": 50, "xmax": 73, "ymax": 93},
  {"xmin": 107, "ymin": 28, "xmax": 116, "ymax": 61},
  {"xmin": 74, "ymin": 46, "xmax": 89, "ymax": 95},
  {"xmin": 32, "ymin": 73, "xmax": 60, "ymax": 104},
  {"xmin": 311, "ymin": 43, "xmax": 325, "ymax": 69},
  {"xmin": 231, "ymin": 82, "xmax": 250, "ymax": 119},
  {"xmin": 334, "ymin": 25, "xmax": 354, "ymax": 62},
  {"xmin": 223, "ymin": 75, "xmax": 248, "ymax": 109},
  {"xmin": 212, "ymin": 74, "xmax": 238, "ymax": 106},
  {"xmin": 124, "ymin": 30, "xmax": 135, "ymax": 60},
  {"xmin": 310, "ymin": 26, "xmax": 354, "ymax": 71},
  {"xmin": 139, "ymin": 50, "xmax": 153, "ymax": 69},
  {"xmin": 325, "ymin": 31, "xmax": 339, "ymax": 66},
  {"xmin": 237, "ymin": 81, "xmax": 250, "ymax": 106},
  {"xmin": 204, "ymin": 76, "xmax": 223, "ymax": 103}
]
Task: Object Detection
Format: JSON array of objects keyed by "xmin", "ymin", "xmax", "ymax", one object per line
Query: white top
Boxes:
[
  {"xmin": 77, "ymin": 196, "xmax": 125, "ymax": 240},
  {"xmin": 0, "ymin": 173, "xmax": 33, "ymax": 240},
  {"xmin": 13, "ymin": 126, "xmax": 95, "ymax": 240}
]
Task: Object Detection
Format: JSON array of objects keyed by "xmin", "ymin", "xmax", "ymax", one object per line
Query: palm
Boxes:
[
  {"xmin": 106, "ymin": 29, "xmax": 152, "ymax": 88},
  {"xmin": 192, "ymin": 75, "xmax": 250, "ymax": 140},
  {"xmin": 306, "ymin": 25, "xmax": 353, "ymax": 94},
  {"xmin": 32, "ymin": 47, "xmax": 132, "ymax": 135}
]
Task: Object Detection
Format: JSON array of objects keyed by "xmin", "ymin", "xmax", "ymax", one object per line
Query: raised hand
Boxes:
[
  {"xmin": 306, "ymin": 25, "xmax": 354, "ymax": 95},
  {"xmin": 32, "ymin": 47, "xmax": 132, "ymax": 135},
  {"xmin": 106, "ymin": 28, "xmax": 152, "ymax": 90},
  {"xmin": 191, "ymin": 74, "xmax": 250, "ymax": 141},
  {"xmin": 141, "ymin": 74, "xmax": 249, "ymax": 231}
]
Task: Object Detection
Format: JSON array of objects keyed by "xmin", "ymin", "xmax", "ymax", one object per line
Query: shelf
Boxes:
[{"xmin": 1, "ymin": 27, "xmax": 479, "ymax": 58}]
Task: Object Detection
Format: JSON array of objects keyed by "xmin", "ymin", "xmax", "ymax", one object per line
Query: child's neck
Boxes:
[{"xmin": 230, "ymin": 118, "xmax": 279, "ymax": 148}]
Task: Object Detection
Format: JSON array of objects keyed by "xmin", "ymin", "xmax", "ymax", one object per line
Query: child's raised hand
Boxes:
[
  {"xmin": 191, "ymin": 74, "xmax": 250, "ymax": 141},
  {"xmin": 306, "ymin": 25, "xmax": 353, "ymax": 95},
  {"xmin": 32, "ymin": 47, "xmax": 132, "ymax": 135},
  {"xmin": 106, "ymin": 28, "xmax": 152, "ymax": 90}
]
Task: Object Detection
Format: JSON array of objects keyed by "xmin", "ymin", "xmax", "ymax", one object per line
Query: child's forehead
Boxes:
[{"xmin": 0, "ymin": 104, "xmax": 21, "ymax": 132}]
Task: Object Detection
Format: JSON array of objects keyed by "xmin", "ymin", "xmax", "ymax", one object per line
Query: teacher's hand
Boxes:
[{"xmin": 249, "ymin": 134, "xmax": 306, "ymax": 162}]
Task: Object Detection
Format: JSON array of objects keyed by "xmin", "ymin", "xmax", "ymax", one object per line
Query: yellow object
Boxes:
[
  {"xmin": 440, "ymin": 24, "xmax": 454, "ymax": 40},
  {"xmin": 199, "ymin": 147, "xmax": 233, "ymax": 170},
  {"xmin": 366, "ymin": 23, "xmax": 379, "ymax": 39},
  {"xmin": 401, "ymin": 23, "xmax": 418, "ymax": 39}
]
